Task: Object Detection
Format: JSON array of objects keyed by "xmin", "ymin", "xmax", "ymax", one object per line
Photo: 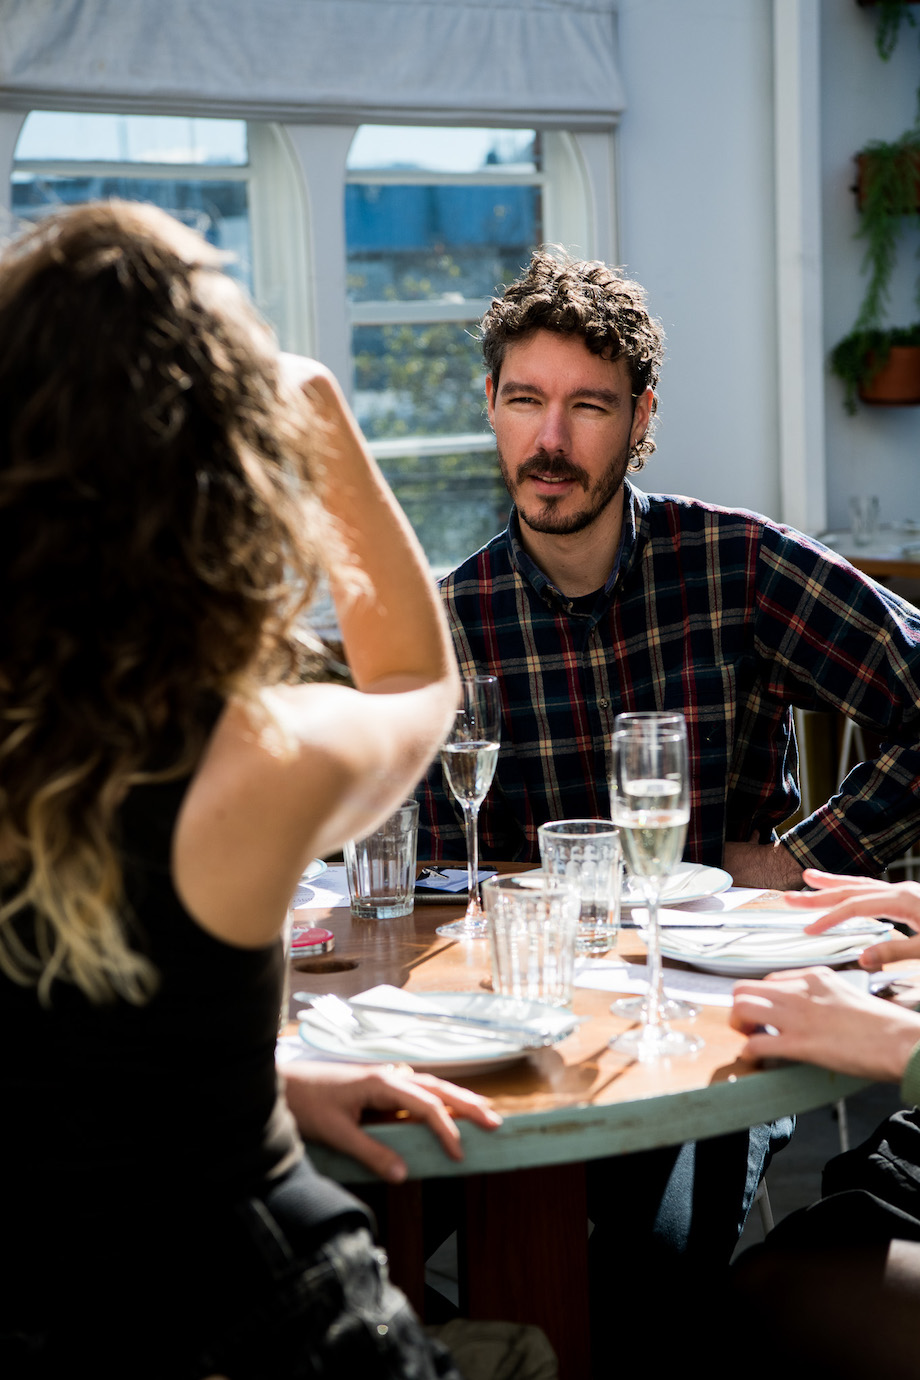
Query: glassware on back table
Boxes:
[
  {"xmin": 609, "ymin": 712, "xmax": 702, "ymax": 1059},
  {"xmin": 435, "ymin": 676, "xmax": 501, "ymax": 940}
]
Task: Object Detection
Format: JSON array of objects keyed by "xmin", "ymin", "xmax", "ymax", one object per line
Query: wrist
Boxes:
[{"xmin": 771, "ymin": 840, "xmax": 805, "ymax": 891}]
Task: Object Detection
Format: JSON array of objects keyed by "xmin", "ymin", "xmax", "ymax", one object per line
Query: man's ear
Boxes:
[
  {"xmin": 485, "ymin": 373, "xmax": 495, "ymax": 429},
  {"xmin": 631, "ymin": 387, "xmax": 653, "ymax": 448}
]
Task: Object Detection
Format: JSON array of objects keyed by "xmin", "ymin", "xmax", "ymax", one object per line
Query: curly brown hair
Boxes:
[
  {"xmin": 480, "ymin": 248, "xmax": 665, "ymax": 465},
  {"xmin": 0, "ymin": 201, "xmax": 339, "ymax": 1003}
]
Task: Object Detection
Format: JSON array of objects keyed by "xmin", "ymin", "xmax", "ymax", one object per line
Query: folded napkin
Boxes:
[
  {"xmin": 661, "ymin": 924, "xmax": 886, "ymax": 962},
  {"xmin": 298, "ymin": 984, "xmax": 576, "ymax": 1063}
]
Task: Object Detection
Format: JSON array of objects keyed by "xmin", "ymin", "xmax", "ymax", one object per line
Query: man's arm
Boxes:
[
  {"xmin": 750, "ymin": 527, "xmax": 920, "ymax": 876},
  {"xmin": 723, "ymin": 836, "xmax": 804, "ymax": 890}
]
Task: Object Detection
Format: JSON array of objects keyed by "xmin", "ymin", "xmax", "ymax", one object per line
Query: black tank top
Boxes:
[{"xmin": 1, "ymin": 774, "xmax": 359, "ymax": 1235}]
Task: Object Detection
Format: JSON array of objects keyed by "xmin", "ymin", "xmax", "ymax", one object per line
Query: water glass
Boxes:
[
  {"xmin": 538, "ymin": 819, "xmax": 621, "ymax": 954},
  {"xmin": 344, "ymin": 799, "xmax": 418, "ymax": 919},
  {"xmin": 849, "ymin": 494, "xmax": 879, "ymax": 547},
  {"xmin": 482, "ymin": 872, "xmax": 580, "ymax": 1007}
]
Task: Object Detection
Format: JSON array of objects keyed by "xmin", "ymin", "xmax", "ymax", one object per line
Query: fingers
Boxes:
[
  {"xmin": 410, "ymin": 1073, "xmax": 503, "ymax": 1129},
  {"xmin": 319, "ymin": 1113, "xmax": 411, "ymax": 1185},
  {"xmin": 800, "ymin": 869, "xmax": 876, "ymax": 891},
  {"xmin": 858, "ymin": 934, "xmax": 920, "ymax": 971},
  {"xmin": 360, "ymin": 1071, "xmax": 467, "ymax": 1163},
  {"xmin": 728, "ymin": 987, "xmax": 776, "ymax": 1034}
]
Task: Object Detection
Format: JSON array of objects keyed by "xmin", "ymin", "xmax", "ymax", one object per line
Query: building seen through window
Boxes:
[
  {"xmin": 347, "ymin": 126, "xmax": 543, "ymax": 571},
  {"xmin": 12, "ymin": 112, "xmax": 253, "ymax": 290}
]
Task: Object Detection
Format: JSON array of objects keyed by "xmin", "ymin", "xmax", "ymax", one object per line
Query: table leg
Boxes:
[{"xmin": 460, "ymin": 1163, "xmax": 590, "ymax": 1379}]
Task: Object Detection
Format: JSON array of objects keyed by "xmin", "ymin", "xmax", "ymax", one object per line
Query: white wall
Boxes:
[
  {"xmin": 820, "ymin": 0, "xmax": 920, "ymax": 533},
  {"xmin": 614, "ymin": 0, "xmax": 781, "ymax": 519}
]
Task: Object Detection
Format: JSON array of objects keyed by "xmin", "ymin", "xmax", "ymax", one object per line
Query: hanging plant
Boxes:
[
  {"xmin": 831, "ymin": 323, "xmax": 920, "ymax": 410},
  {"xmin": 857, "ymin": 0, "xmax": 920, "ymax": 62},
  {"xmin": 830, "ymin": 122, "xmax": 920, "ymax": 411}
]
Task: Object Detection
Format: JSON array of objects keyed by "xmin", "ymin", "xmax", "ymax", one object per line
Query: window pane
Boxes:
[
  {"xmin": 380, "ymin": 452, "xmax": 509, "ymax": 572},
  {"xmin": 353, "ymin": 323, "xmax": 489, "ymax": 440},
  {"xmin": 347, "ymin": 185, "xmax": 540, "ymax": 302},
  {"xmin": 11, "ymin": 174, "xmax": 253, "ymax": 288},
  {"xmin": 16, "ymin": 112, "xmax": 248, "ymax": 165},
  {"xmin": 347, "ymin": 126, "xmax": 537, "ymax": 174}
]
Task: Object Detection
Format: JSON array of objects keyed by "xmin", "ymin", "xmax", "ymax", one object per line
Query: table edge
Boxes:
[{"xmin": 305, "ymin": 1063, "xmax": 870, "ymax": 1184}]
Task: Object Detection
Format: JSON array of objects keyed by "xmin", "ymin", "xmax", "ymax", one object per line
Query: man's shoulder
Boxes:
[
  {"xmin": 637, "ymin": 489, "xmax": 899, "ymax": 594},
  {"xmin": 640, "ymin": 488, "xmax": 777, "ymax": 533},
  {"xmin": 638, "ymin": 489, "xmax": 829, "ymax": 556}
]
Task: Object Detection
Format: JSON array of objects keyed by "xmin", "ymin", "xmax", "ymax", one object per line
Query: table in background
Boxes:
[
  {"xmin": 283, "ymin": 874, "xmax": 867, "ymax": 1376},
  {"xmin": 818, "ymin": 526, "xmax": 920, "ymax": 584}
]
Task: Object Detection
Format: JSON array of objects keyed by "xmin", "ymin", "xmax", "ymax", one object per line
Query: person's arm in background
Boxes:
[
  {"xmin": 726, "ymin": 526, "xmax": 920, "ymax": 889},
  {"xmin": 731, "ymin": 871, "xmax": 920, "ymax": 1086}
]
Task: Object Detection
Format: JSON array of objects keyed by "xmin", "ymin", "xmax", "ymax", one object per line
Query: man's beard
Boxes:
[{"xmin": 497, "ymin": 445, "xmax": 629, "ymax": 536}]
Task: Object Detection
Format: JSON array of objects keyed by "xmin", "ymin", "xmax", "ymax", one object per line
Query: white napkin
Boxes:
[
  {"xmin": 297, "ymin": 984, "xmax": 577, "ymax": 1061},
  {"xmin": 660, "ymin": 921, "xmax": 888, "ymax": 963}
]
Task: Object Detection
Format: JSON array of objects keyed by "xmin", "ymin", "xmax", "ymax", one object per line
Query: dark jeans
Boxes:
[
  {"xmin": 586, "ymin": 1118, "xmax": 793, "ymax": 1371},
  {"xmin": 1, "ymin": 1158, "xmax": 461, "ymax": 1380}
]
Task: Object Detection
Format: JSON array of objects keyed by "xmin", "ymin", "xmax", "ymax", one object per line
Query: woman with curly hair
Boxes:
[{"xmin": 0, "ymin": 200, "xmax": 495, "ymax": 1378}]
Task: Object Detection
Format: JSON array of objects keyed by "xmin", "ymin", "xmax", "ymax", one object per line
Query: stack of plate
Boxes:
[{"xmin": 657, "ymin": 914, "xmax": 892, "ymax": 977}]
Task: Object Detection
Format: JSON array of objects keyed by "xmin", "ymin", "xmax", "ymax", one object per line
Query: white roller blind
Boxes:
[{"xmin": 0, "ymin": 0, "xmax": 624, "ymax": 128}]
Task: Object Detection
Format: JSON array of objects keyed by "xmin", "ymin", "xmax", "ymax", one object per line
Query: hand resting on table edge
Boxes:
[
  {"xmin": 730, "ymin": 870, "xmax": 920, "ymax": 1085},
  {"xmin": 282, "ymin": 1059, "xmax": 502, "ymax": 1184}
]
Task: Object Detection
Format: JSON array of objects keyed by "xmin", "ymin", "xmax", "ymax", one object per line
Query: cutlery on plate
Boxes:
[{"xmin": 293, "ymin": 990, "xmax": 567, "ymax": 1048}]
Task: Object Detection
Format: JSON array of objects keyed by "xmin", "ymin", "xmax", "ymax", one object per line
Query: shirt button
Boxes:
[{"xmin": 598, "ymin": 698, "xmax": 609, "ymax": 709}]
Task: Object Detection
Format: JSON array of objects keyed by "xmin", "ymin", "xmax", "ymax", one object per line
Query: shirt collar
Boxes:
[{"xmin": 505, "ymin": 478, "xmax": 646, "ymax": 610}]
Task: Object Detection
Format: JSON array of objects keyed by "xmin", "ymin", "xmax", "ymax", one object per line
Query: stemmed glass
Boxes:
[
  {"xmin": 609, "ymin": 712, "xmax": 702, "ymax": 1058},
  {"xmin": 435, "ymin": 676, "xmax": 501, "ymax": 940}
]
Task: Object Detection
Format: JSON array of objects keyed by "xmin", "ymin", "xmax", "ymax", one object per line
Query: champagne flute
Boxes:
[
  {"xmin": 435, "ymin": 676, "xmax": 500, "ymax": 939},
  {"xmin": 609, "ymin": 712, "xmax": 702, "ymax": 1058}
]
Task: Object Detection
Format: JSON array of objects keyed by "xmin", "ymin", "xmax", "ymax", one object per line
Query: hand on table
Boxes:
[
  {"xmin": 282, "ymin": 1060, "xmax": 502, "ymax": 1184},
  {"xmin": 730, "ymin": 966, "xmax": 920, "ymax": 1083},
  {"xmin": 783, "ymin": 870, "xmax": 920, "ymax": 970},
  {"xmin": 722, "ymin": 838, "xmax": 804, "ymax": 891}
]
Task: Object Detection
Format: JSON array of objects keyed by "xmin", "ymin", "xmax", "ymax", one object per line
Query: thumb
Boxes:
[{"xmin": 859, "ymin": 935, "xmax": 920, "ymax": 971}]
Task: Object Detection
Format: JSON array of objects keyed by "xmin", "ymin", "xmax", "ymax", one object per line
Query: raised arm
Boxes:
[{"xmin": 174, "ymin": 359, "xmax": 459, "ymax": 943}]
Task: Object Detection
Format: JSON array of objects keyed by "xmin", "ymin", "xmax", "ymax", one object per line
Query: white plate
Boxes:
[
  {"xmin": 659, "ymin": 918, "xmax": 893, "ymax": 977},
  {"xmin": 298, "ymin": 990, "xmax": 576, "ymax": 1076},
  {"xmin": 621, "ymin": 863, "xmax": 733, "ymax": 909},
  {"xmin": 301, "ymin": 858, "xmax": 328, "ymax": 882}
]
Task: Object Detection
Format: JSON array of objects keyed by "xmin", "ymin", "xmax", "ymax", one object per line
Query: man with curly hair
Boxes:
[
  {"xmin": 416, "ymin": 248, "xmax": 920, "ymax": 1369},
  {"xmin": 419, "ymin": 247, "xmax": 920, "ymax": 886}
]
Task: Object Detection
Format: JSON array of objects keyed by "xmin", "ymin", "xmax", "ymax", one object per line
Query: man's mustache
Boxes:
[{"xmin": 516, "ymin": 452, "xmax": 590, "ymax": 490}]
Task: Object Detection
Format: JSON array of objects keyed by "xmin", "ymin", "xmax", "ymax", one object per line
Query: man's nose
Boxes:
[{"xmin": 534, "ymin": 404, "xmax": 569, "ymax": 454}]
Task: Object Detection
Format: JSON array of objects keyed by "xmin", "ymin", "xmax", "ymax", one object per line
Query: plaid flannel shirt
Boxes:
[{"xmin": 417, "ymin": 482, "xmax": 920, "ymax": 872}]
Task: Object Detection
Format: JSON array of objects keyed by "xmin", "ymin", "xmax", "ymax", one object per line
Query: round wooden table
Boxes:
[{"xmin": 283, "ymin": 874, "xmax": 870, "ymax": 1376}]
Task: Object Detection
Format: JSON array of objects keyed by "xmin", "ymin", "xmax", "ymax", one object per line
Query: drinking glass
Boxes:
[
  {"xmin": 435, "ymin": 676, "xmax": 501, "ymax": 939},
  {"xmin": 609, "ymin": 712, "xmax": 702, "ymax": 1058}
]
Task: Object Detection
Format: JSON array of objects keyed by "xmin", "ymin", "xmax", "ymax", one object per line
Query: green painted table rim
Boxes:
[{"xmin": 305, "ymin": 1061, "xmax": 869, "ymax": 1185}]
